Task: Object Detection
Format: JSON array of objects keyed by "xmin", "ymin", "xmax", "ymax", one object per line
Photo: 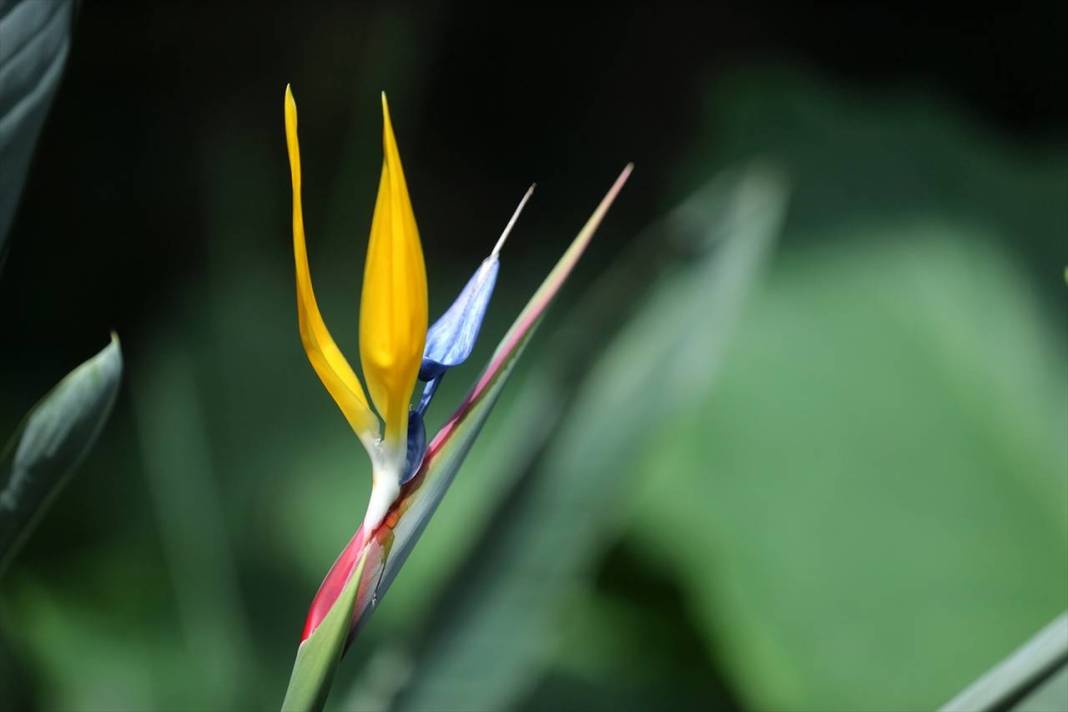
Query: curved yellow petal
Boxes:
[
  {"xmin": 285, "ymin": 86, "xmax": 379, "ymax": 445},
  {"xmin": 359, "ymin": 93, "xmax": 428, "ymax": 451}
]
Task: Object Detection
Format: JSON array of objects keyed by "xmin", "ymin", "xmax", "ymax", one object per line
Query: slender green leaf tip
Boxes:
[{"xmin": 0, "ymin": 334, "xmax": 123, "ymax": 575}]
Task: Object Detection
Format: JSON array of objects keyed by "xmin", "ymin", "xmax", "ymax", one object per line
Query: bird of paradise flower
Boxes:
[{"xmin": 281, "ymin": 85, "xmax": 631, "ymax": 711}]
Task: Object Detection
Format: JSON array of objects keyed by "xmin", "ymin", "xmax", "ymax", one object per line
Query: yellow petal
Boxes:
[
  {"xmin": 359, "ymin": 93, "xmax": 428, "ymax": 450},
  {"xmin": 285, "ymin": 86, "xmax": 379, "ymax": 445}
]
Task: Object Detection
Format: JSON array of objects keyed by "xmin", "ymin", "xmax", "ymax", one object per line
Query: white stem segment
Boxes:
[{"xmin": 364, "ymin": 471, "xmax": 401, "ymax": 532}]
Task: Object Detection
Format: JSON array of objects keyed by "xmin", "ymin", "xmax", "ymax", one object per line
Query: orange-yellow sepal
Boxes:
[
  {"xmin": 358, "ymin": 93, "xmax": 428, "ymax": 452},
  {"xmin": 285, "ymin": 86, "xmax": 379, "ymax": 448}
]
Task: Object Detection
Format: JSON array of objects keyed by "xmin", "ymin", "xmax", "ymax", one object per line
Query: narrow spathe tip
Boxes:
[{"xmin": 492, "ymin": 184, "xmax": 536, "ymax": 258}]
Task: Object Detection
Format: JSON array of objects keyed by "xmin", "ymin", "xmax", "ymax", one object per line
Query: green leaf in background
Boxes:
[
  {"xmin": 627, "ymin": 231, "xmax": 1067, "ymax": 711},
  {"xmin": 599, "ymin": 67, "xmax": 1068, "ymax": 711},
  {"xmin": 369, "ymin": 165, "xmax": 787, "ymax": 712},
  {"xmin": 281, "ymin": 166, "xmax": 633, "ymax": 712},
  {"xmin": 941, "ymin": 612, "xmax": 1067, "ymax": 712},
  {"xmin": 0, "ymin": 333, "xmax": 122, "ymax": 575},
  {"xmin": 0, "ymin": 0, "xmax": 75, "ymax": 254},
  {"xmin": 129, "ymin": 343, "xmax": 258, "ymax": 709}
]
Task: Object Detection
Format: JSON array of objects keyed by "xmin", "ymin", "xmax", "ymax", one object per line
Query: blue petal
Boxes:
[
  {"xmin": 415, "ymin": 186, "xmax": 533, "ymax": 417},
  {"xmin": 401, "ymin": 409, "xmax": 427, "ymax": 484},
  {"xmin": 420, "ymin": 255, "xmax": 499, "ymax": 381}
]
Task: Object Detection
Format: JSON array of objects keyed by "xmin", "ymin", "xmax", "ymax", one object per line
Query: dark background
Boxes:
[{"xmin": 3, "ymin": 2, "xmax": 1065, "ymax": 368}]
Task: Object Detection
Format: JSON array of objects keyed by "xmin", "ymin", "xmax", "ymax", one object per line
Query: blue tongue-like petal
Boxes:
[
  {"xmin": 420, "ymin": 256, "xmax": 499, "ymax": 381},
  {"xmin": 418, "ymin": 185, "xmax": 534, "ymax": 392}
]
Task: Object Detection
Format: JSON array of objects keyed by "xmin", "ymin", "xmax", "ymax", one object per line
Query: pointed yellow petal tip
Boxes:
[
  {"xmin": 380, "ymin": 92, "xmax": 396, "ymax": 152},
  {"xmin": 380, "ymin": 91, "xmax": 390, "ymax": 117},
  {"xmin": 360, "ymin": 94, "xmax": 429, "ymax": 462},
  {"xmin": 284, "ymin": 87, "xmax": 297, "ymax": 147}
]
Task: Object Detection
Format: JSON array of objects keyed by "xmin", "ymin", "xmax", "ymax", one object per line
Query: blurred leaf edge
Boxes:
[{"xmin": 0, "ymin": 333, "xmax": 123, "ymax": 575}]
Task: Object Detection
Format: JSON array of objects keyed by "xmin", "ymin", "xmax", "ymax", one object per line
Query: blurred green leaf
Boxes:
[
  {"xmin": 0, "ymin": 333, "xmax": 122, "ymax": 575},
  {"xmin": 129, "ymin": 344, "xmax": 257, "ymax": 709},
  {"xmin": 603, "ymin": 70, "xmax": 1068, "ymax": 710},
  {"xmin": 942, "ymin": 613, "xmax": 1067, "ymax": 712},
  {"xmin": 0, "ymin": 0, "xmax": 74, "ymax": 254},
  {"xmin": 3, "ymin": 579, "xmax": 160, "ymax": 709},
  {"xmin": 628, "ymin": 231, "xmax": 1067, "ymax": 710},
  {"xmin": 383, "ymin": 166, "xmax": 786, "ymax": 712}
]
